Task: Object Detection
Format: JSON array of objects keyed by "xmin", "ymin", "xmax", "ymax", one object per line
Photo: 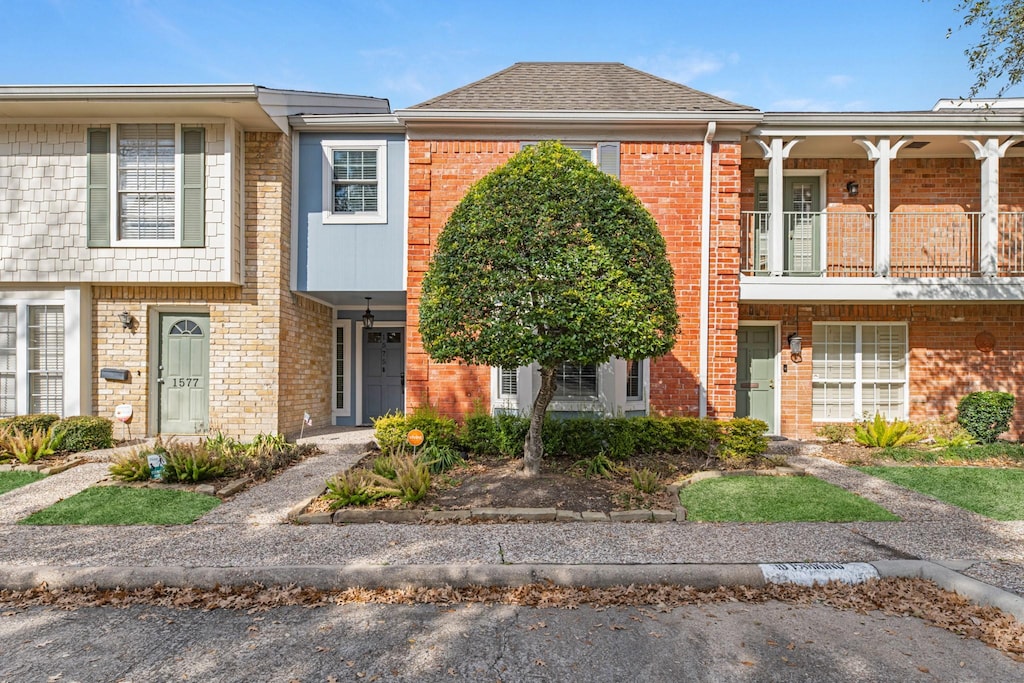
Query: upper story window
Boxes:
[
  {"xmin": 87, "ymin": 124, "xmax": 206, "ymax": 248},
  {"xmin": 321, "ymin": 140, "xmax": 388, "ymax": 224},
  {"xmin": 119, "ymin": 124, "xmax": 175, "ymax": 240}
]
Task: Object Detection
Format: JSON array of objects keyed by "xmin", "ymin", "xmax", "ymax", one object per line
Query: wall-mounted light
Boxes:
[
  {"xmin": 787, "ymin": 332, "xmax": 803, "ymax": 357},
  {"xmin": 362, "ymin": 297, "xmax": 375, "ymax": 328},
  {"xmin": 846, "ymin": 181, "xmax": 859, "ymax": 196},
  {"xmin": 117, "ymin": 311, "xmax": 134, "ymax": 331}
]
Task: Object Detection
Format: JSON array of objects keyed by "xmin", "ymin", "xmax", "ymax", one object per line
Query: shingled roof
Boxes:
[{"xmin": 408, "ymin": 62, "xmax": 756, "ymax": 112}]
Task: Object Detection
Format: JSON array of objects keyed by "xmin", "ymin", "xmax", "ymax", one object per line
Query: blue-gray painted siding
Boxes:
[{"xmin": 297, "ymin": 133, "xmax": 405, "ymax": 293}]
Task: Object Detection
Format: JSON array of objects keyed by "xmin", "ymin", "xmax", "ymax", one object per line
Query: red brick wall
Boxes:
[
  {"xmin": 406, "ymin": 141, "xmax": 518, "ymax": 420},
  {"xmin": 407, "ymin": 139, "xmax": 741, "ymax": 422},
  {"xmin": 741, "ymin": 302, "xmax": 1024, "ymax": 440}
]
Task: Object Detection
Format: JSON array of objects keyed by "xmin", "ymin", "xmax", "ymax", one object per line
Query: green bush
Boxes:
[
  {"xmin": 460, "ymin": 411, "xmax": 503, "ymax": 456},
  {"xmin": 958, "ymin": 391, "xmax": 1016, "ymax": 444},
  {"xmin": 717, "ymin": 418, "xmax": 769, "ymax": 468},
  {"xmin": 630, "ymin": 417, "xmax": 676, "ymax": 454},
  {"xmin": 51, "ymin": 416, "xmax": 114, "ymax": 453},
  {"xmin": 815, "ymin": 423, "xmax": 852, "ymax": 444},
  {"xmin": 601, "ymin": 418, "xmax": 639, "ymax": 459},
  {"xmin": 668, "ymin": 417, "xmax": 722, "ymax": 455},
  {"xmin": 373, "ymin": 406, "xmax": 458, "ymax": 455},
  {"xmin": 0, "ymin": 414, "xmax": 60, "ymax": 435},
  {"xmin": 494, "ymin": 414, "xmax": 530, "ymax": 457},
  {"xmin": 854, "ymin": 414, "xmax": 923, "ymax": 449}
]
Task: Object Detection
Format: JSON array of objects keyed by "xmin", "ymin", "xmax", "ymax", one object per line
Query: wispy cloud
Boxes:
[
  {"xmin": 632, "ymin": 50, "xmax": 737, "ymax": 85},
  {"xmin": 826, "ymin": 74, "xmax": 853, "ymax": 88},
  {"xmin": 769, "ymin": 97, "xmax": 871, "ymax": 112}
]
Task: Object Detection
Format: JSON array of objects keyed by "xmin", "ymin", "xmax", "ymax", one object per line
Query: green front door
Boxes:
[
  {"xmin": 736, "ymin": 326, "xmax": 776, "ymax": 433},
  {"xmin": 158, "ymin": 313, "xmax": 209, "ymax": 434}
]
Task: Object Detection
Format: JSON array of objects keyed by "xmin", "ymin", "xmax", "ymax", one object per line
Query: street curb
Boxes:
[
  {"xmin": 0, "ymin": 563, "xmax": 766, "ymax": 592},
  {"xmin": 1, "ymin": 561, "xmax": 1021, "ymax": 621},
  {"xmin": 871, "ymin": 559, "xmax": 1024, "ymax": 622}
]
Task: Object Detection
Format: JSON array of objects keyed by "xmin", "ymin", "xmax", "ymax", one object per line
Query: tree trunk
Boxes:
[{"xmin": 523, "ymin": 365, "xmax": 557, "ymax": 477}]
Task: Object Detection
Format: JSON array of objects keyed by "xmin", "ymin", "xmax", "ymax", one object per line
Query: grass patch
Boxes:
[
  {"xmin": 0, "ymin": 471, "xmax": 45, "ymax": 495},
  {"xmin": 678, "ymin": 475, "xmax": 899, "ymax": 522},
  {"xmin": 880, "ymin": 442, "xmax": 1024, "ymax": 464},
  {"xmin": 19, "ymin": 486, "xmax": 220, "ymax": 525},
  {"xmin": 856, "ymin": 466, "xmax": 1024, "ymax": 520}
]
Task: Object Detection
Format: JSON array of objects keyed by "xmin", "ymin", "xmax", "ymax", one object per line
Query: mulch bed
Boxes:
[
  {"xmin": 311, "ymin": 449, "xmax": 770, "ymax": 514},
  {"xmin": 815, "ymin": 441, "xmax": 1024, "ymax": 468}
]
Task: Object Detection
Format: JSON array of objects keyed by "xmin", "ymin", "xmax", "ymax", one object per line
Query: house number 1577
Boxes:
[{"xmin": 171, "ymin": 377, "xmax": 199, "ymax": 388}]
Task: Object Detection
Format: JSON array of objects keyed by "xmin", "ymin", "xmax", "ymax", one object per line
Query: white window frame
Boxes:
[
  {"xmin": 811, "ymin": 322, "xmax": 909, "ymax": 422},
  {"xmin": 321, "ymin": 140, "xmax": 388, "ymax": 225},
  {"xmin": 0, "ymin": 296, "xmax": 69, "ymax": 419},
  {"xmin": 110, "ymin": 123, "xmax": 183, "ymax": 247},
  {"xmin": 332, "ymin": 319, "xmax": 353, "ymax": 418}
]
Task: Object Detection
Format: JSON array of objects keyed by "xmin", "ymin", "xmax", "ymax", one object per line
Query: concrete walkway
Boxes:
[{"xmin": 1, "ymin": 432, "xmax": 1023, "ymax": 613}]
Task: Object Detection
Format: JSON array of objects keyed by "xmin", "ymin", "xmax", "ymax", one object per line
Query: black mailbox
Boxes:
[{"xmin": 100, "ymin": 368, "xmax": 130, "ymax": 381}]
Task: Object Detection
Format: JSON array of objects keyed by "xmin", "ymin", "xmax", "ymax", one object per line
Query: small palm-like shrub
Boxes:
[
  {"xmin": 392, "ymin": 453, "xmax": 431, "ymax": 502},
  {"xmin": 5, "ymin": 427, "xmax": 57, "ymax": 464},
  {"xmin": 324, "ymin": 469, "xmax": 398, "ymax": 508},
  {"xmin": 630, "ymin": 467, "xmax": 660, "ymax": 494},
  {"xmin": 574, "ymin": 453, "xmax": 617, "ymax": 479},
  {"xmin": 416, "ymin": 443, "xmax": 465, "ymax": 474},
  {"xmin": 162, "ymin": 443, "xmax": 226, "ymax": 483},
  {"xmin": 108, "ymin": 451, "xmax": 152, "ymax": 482},
  {"xmin": 854, "ymin": 414, "xmax": 923, "ymax": 448}
]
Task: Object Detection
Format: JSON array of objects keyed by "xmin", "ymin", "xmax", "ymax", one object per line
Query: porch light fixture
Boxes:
[
  {"xmin": 362, "ymin": 297, "xmax": 375, "ymax": 328},
  {"xmin": 846, "ymin": 181, "xmax": 859, "ymax": 196},
  {"xmin": 117, "ymin": 311, "xmax": 133, "ymax": 330},
  {"xmin": 787, "ymin": 332, "xmax": 803, "ymax": 357}
]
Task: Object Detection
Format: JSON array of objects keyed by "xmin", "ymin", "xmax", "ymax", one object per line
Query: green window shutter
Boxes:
[
  {"xmin": 180, "ymin": 127, "xmax": 205, "ymax": 248},
  {"xmin": 86, "ymin": 128, "xmax": 110, "ymax": 247},
  {"xmin": 598, "ymin": 142, "xmax": 620, "ymax": 178}
]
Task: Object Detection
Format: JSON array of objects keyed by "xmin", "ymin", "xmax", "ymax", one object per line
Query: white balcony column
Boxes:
[
  {"xmin": 854, "ymin": 137, "xmax": 909, "ymax": 277},
  {"xmin": 961, "ymin": 137, "xmax": 1020, "ymax": 276},
  {"xmin": 755, "ymin": 137, "xmax": 803, "ymax": 275}
]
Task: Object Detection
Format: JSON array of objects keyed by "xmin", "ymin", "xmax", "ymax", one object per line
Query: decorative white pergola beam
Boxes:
[
  {"xmin": 961, "ymin": 136, "xmax": 1022, "ymax": 276},
  {"xmin": 853, "ymin": 137, "xmax": 909, "ymax": 277}
]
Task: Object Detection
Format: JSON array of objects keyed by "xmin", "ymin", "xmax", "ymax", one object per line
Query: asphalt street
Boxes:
[{"xmin": 0, "ymin": 600, "xmax": 1019, "ymax": 682}]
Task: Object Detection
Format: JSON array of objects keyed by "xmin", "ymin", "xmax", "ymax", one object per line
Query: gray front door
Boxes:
[
  {"xmin": 363, "ymin": 328, "xmax": 404, "ymax": 422},
  {"xmin": 735, "ymin": 326, "xmax": 775, "ymax": 433},
  {"xmin": 158, "ymin": 313, "xmax": 209, "ymax": 434}
]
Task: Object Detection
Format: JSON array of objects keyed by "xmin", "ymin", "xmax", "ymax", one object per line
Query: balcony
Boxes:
[{"xmin": 740, "ymin": 210, "xmax": 1007, "ymax": 278}]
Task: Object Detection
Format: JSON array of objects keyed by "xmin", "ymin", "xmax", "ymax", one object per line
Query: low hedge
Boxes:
[
  {"xmin": 0, "ymin": 413, "xmax": 60, "ymax": 435},
  {"xmin": 52, "ymin": 415, "xmax": 114, "ymax": 453},
  {"xmin": 375, "ymin": 411, "xmax": 770, "ymax": 464}
]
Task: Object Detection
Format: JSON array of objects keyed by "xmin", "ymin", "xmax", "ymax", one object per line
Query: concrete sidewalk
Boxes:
[{"xmin": 2, "ymin": 430, "xmax": 1023, "ymax": 619}]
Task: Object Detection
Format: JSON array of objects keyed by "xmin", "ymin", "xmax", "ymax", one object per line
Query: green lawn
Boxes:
[
  {"xmin": 856, "ymin": 466, "xmax": 1024, "ymax": 520},
  {"xmin": 19, "ymin": 486, "xmax": 220, "ymax": 525},
  {"xmin": 678, "ymin": 475, "xmax": 899, "ymax": 522},
  {"xmin": 879, "ymin": 442, "xmax": 1024, "ymax": 464},
  {"xmin": 0, "ymin": 471, "xmax": 45, "ymax": 495}
]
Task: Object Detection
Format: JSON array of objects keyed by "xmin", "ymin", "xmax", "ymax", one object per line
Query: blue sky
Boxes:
[{"xmin": 1, "ymin": 1, "xmax": 1005, "ymax": 111}]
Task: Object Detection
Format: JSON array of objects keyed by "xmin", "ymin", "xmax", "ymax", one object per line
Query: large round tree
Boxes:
[{"xmin": 419, "ymin": 140, "xmax": 678, "ymax": 476}]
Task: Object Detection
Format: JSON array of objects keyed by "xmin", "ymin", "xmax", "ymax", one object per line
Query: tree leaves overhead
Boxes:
[
  {"xmin": 953, "ymin": 0, "xmax": 1024, "ymax": 96},
  {"xmin": 418, "ymin": 140, "xmax": 679, "ymax": 370}
]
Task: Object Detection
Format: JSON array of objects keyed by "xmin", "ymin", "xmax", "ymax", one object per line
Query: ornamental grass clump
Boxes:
[
  {"xmin": 4, "ymin": 427, "xmax": 57, "ymax": 464},
  {"xmin": 854, "ymin": 413, "xmax": 923, "ymax": 449},
  {"xmin": 324, "ymin": 469, "xmax": 398, "ymax": 509}
]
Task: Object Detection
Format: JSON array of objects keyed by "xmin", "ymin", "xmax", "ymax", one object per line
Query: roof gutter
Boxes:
[
  {"xmin": 698, "ymin": 121, "xmax": 716, "ymax": 419},
  {"xmin": 0, "ymin": 84, "xmax": 261, "ymax": 100}
]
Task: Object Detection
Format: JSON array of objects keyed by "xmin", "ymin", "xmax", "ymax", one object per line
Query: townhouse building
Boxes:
[{"xmin": 5, "ymin": 63, "xmax": 1023, "ymax": 440}]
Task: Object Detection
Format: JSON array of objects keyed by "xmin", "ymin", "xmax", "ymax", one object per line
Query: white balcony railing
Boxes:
[{"xmin": 741, "ymin": 211, "xmax": 997, "ymax": 278}]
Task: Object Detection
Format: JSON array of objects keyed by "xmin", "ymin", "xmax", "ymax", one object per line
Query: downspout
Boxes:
[{"xmin": 698, "ymin": 122, "xmax": 716, "ymax": 418}]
